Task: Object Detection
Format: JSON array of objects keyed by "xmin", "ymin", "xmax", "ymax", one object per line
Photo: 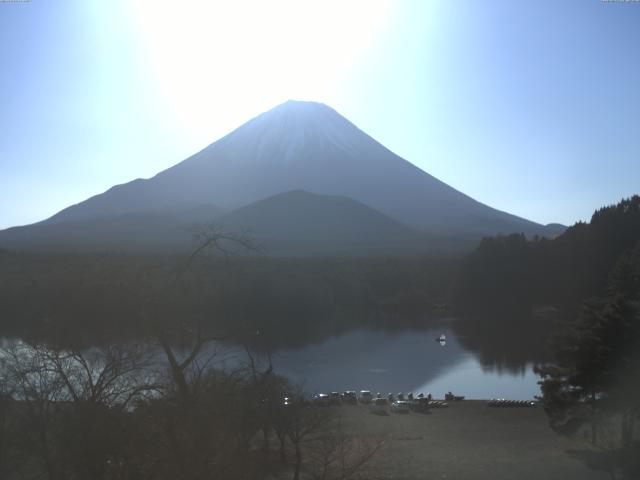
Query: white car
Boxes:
[
  {"xmin": 312, "ymin": 393, "xmax": 330, "ymax": 406},
  {"xmin": 370, "ymin": 397, "xmax": 388, "ymax": 414},
  {"xmin": 391, "ymin": 400, "xmax": 411, "ymax": 413},
  {"xmin": 359, "ymin": 390, "xmax": 373, "ymax": 404}
]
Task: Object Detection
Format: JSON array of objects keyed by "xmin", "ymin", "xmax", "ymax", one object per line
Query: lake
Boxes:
[
  {"xmin": 0, "ymin": 325, "xmax": 541, "ymax": 401},
  {"xmin": 217, "ymin": 326, "xmax": 541, "ymax": 400}
]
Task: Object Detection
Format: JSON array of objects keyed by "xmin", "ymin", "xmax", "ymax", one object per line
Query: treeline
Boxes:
[
  {"xmin": 0, "ymin": 251, "xmax": 458, "ymax": 348},
  {"xmin": 535, "ymin": 241, "xmax": 640, "ymax": 478},
  {"xmin": 0, "ymin": 339, "xmax": 382, "ymax": 480},
  {"xmin": 451, "ymin": 196, "xmax": 640, "ymax": 366},
  {"xmin": 451, "ymin": 195, "xmax": 640, "ymax": 476},
  {"xmin": 453, "ymin": 195, "xmax": 640, "ymax": 317}
]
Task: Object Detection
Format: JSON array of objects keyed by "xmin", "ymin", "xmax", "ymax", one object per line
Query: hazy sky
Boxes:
[{"xmin": 1, "ymin": 0, "xmax": 639, "ymax": 229}]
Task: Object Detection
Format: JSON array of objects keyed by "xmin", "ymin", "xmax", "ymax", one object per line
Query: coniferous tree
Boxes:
[{"xmin": 536, "ymin": 242, "xmax": 640, "ymax": 477}]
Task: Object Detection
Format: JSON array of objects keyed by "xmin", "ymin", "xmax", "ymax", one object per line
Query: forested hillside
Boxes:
[
  {"xmin": 0, "ymin": 251, "xmax": 457, "ymax": 348},
  {"xmin": 454, "ymin": 196, "xmax": 640, "ymax": 316},
  {"xmin": 452, "ymin": 196, "xmax": 640, "ymax": 366}
]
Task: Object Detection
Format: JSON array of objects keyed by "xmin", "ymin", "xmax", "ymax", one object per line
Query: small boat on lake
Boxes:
[{"xmin": 435, "ymin": 334, "xmax": 446, "ymax": 343}]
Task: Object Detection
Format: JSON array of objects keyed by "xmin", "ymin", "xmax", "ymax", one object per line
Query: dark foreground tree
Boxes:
[
  {"xmin": 536, "ymin": 242, "xmax": 640, "ymax": 479},
  {"xmin": 0, "ymin": 341, "xmax": 158, "ymax": 480}
]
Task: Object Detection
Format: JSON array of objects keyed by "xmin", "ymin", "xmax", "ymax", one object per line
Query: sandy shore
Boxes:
[{"xmin": 338, "ymin": 400, "xmax": 608, "ymax": 480}]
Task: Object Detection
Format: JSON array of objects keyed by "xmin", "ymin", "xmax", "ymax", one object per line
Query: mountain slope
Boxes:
[
  {"xmin": 42, "ymin": 100, "xmax": 559, "ymax": 238},
  {"xmin": 0, "ymin": 191, "xmax": 426, "ymax": 255},
  {"xmin": 214, "ymin": 190, "xmax": 425, "ymax": 255},
  {"xmin": 0, "ymin": 204, "xmax": 223, "ymax": 252}
]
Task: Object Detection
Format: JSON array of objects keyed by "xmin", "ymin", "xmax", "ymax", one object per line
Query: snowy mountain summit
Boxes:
[{"xmin": 220, "ymin": 100, "xmax": 364, "ymax": 164}]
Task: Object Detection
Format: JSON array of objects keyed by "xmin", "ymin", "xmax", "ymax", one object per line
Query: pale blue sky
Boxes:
[{"xmin": 1, "ymin": 0, "xmax": 639, "ymax": 229}]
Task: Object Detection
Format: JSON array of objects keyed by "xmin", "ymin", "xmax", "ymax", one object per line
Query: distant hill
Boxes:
[
  {"xmin": 0, "ymin": 100, "xmax": 564, "ymax": 254},
  {"xmin": 0, "ymin": 191, "xmax": 428, "ymax": 255},
  {"xmin": 0, "ymin": 203, "xmax": 223, "ymax": 252},
  {"xmin": 214, "ymin": 190, "xmax": 425, "ymax": 256}
]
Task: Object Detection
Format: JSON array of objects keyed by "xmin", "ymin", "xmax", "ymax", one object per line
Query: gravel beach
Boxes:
[{"xmin": 338, "ymin": 400, "xmax": 608, "ymax": 480}]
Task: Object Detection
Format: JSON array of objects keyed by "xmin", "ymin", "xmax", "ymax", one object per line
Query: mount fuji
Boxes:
[{"xmin": 0, "ymin": 100, "xmax": 563, "ymax": 254}]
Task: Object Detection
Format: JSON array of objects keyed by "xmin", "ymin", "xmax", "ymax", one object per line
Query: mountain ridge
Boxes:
[
  {"xmin": 1, "ymin": 100, "xmax": 564, "ymax": 254},
  {"xmin": 0, "ymin": 190, "xmax": 428, "ymax": 255},
  {"xmin": 213, "ymin": 189, "xmax": 426, "ymax": 256}
]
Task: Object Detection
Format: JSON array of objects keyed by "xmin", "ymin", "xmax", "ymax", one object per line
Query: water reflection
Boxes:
[
  {"xmin": 452, "ymin": 312, "xmax": 552, "ymax": 372},
  {"xmin": 0, "ymin": 323, "xmax": 543, "ymax": 401},
  {"xmin": 269, "ymin": 327, "xmax": 540, "ymax": 400}
]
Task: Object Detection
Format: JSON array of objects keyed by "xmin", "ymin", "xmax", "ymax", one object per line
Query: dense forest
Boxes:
[
  {"xmin": 2, "ymin": 196, "xmax": 638, "ymax": 366},
  {"xmin": 453, "ymin": 196, "xmax": 640, "ymax": 477},
  {"xmin": 0, "ymin": 250, "xmax": 457, "ymax": 349},
  {"xmin": 452, "ymin": 196, "xmax": 640, "ymax": 366},
  {"xmin": 536, "ymin": 241, "xmax": 640, "ymax": 478},
  {"xmin": 454, "ymin": 195, "xmax": 640, "ymax": 316}
]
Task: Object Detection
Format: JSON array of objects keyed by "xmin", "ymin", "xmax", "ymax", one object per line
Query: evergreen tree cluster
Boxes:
[
  {"xmin": 454, "ymin": 195, "xmax": 640, "ymax": 477},
  {"xmin": 535, "ymin": 241, "xmax": 640, "ymax": 477},
  {"xmin": 454, "ymin": 195, "xmax": 640, "ymax": 317}
]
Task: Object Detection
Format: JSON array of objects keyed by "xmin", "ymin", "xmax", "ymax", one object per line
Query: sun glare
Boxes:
[{"xmin": 128, "ymin": 0, "xmax": 393, "ymax": 142}]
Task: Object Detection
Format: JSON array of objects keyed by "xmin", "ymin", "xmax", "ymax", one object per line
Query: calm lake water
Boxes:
[
  {"xmin": 219, "ymin": 326, "xmax": 541, "ymax": 400},
  {"xmin": 1, "ymin": 326, "xmax": 541, "ymax": 401}
]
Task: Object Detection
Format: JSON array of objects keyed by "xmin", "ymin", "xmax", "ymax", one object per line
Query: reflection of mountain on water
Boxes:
[
  {"xmin": 415, "ymin": 356, "xmax": 539, "ymax": 400},
  {"xmin": 452, "ymin": 311, "xmax": 554, "ymax": 373},
  {"xmin": 0, "ymin": 322, "xmax": 543, "ymax": 400},
  {"xmin": 247, "ymin": 312, "xmax": 546, "ymax": 380},
  {"xmin": 264, "ymin": 326, "xmax": 540, "ymax": 399},
  {"xmin": 270, "ymin": 328, "xmax": 478, "ymax": 393}
]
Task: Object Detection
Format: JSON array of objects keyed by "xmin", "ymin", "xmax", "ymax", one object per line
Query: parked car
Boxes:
[
  {"xmin": 312, "ymin": 393, "xmax": 330, "ymax": 406},
  {"xmin": 411, "ymin": 397, "xmax": 431, "ymax": 413},
  {"xmin": 370, "ymin": 397, "xmax": 388, "ymax": 414},
  {"xmin": 391, "ymin": 400, "xmax": 411, "ymax": 413},
  {"xmin": 387, "ymin": 393, "xmax": 395, "ymax": 402},
  {"xmin": 329, "ymin": 392, "xmax": 342, "ymax": 405},
  {"xmin": 359, "ymin": 390, "xmax": 373, "ymax": 404},
  {"xmin": 342, "ymin": 391, "xmax": 357, "ymax": 404}
]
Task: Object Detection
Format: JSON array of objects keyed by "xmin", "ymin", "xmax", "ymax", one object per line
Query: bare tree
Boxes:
[
  {"xmin": 43, "ymin": 343, "xmax": 159, "ymax": 408},
  {"xmin": 157, "ymin": 223, "xmax": 261, "ymax": 400},
  {"xmin": 0, "ymin": 369, "xmax": 16, "ymax": 479},
  {"xmin": 188, "ymin": 222, "xmax": 261, "ymax": 264},
  {"xmin": 0, "ymin": 341, "xmax": 159, "ymax": 480},
  {"xmin": 305, "ymin": 420, "xmax": 384, "ymax": 480},
  {"xmin": 0, "ymin": 341, "xmax": 67, "ymax": 479},
  {"xmin": 285, "ymin": 405, "xmax": 337, "ymax": 480}
]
